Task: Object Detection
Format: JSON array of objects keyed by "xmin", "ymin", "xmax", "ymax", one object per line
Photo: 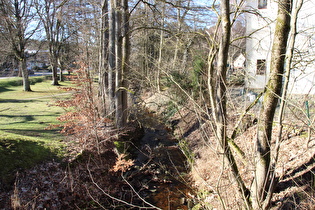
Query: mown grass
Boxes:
[
  {"xmin": 0, "ymin": 78, "xmax": 73, "ymax": 188},
  {"xmin": 0, "ymin": 76, "xmax": 45, "ymax": 92}
]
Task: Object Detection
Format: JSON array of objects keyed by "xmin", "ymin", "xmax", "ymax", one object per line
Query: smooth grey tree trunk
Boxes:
[
  {"xmin": 263, "ymin": 1, "xmax": 303, "ymax": 208},
  {"xmin": 120, "ymin": 0, "xmax": 129, "ymax": 127},
  {"xmin": 114, "ymin": 0, "xmax": 123, "ymax": 127},
  {"xmin": 98, "ymin": 0, "xmax": 109, "ymax": 115},
  {"xmin": 51, "ymin": 54, "xmax": 59, "ymax": 86},
  {"xmin": 108, "ymin": 0, "xmax": 116, "ymax": 114},
  {"xmin": 20, "ymin": 58, "xmax": 31, "ymax": 91},
  {"xmin": 17, "ymin": 32, "xmax": 31, "ymax": 91}
]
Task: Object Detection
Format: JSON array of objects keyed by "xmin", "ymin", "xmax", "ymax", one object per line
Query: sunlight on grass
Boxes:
[
  {"xmin": 0, "ymin": 79, "xmax": 73, "ymax": 187},
  {"xmin": 0, "ymin": 80, "xmax": 72, "ymax": 141},
  {"xmin": 0, "ymin": 79, "xmax": 73, "ymax": 99}
]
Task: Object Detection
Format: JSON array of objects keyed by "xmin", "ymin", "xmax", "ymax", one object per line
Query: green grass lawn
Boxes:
[{"xmin": 0, "ymin": 79, "xmax": 73, "ymax": 188}]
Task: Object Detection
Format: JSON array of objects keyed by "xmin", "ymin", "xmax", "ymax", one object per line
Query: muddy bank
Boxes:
[{"xmin": 126, "ymin": 113, "xmax": 192, "ymax": 209}]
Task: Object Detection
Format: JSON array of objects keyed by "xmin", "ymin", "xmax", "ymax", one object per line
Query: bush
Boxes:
[
  {"xmin": 0, "ymin": 78, "xmax": 23, "ymax": 87},
  {"xmin": 191, "ymin": 57, "xmax": 205, "ymax": 89},
  {"xmin": 0, "ymin": 77, "xmax": 45, "ymax": 88}
]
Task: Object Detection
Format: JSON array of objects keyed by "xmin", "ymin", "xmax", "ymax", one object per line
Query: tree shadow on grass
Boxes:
[
  {"xmin": 0, "ymin": 139, "xmax": 58, "ymax": 191},
  {"xmin": 0, "ymin": 114, "xmax": 61, "ymax": 124},
  {"xmin": 272, "ymin": 154, "xmax": 315, "ymax": 209},
  {"xmin": 0, "ymin": 99, "xmax": 36, "ymax": 103},
  {"xmin": 0, "ymin": 87, "xmax": 14, "ymax": 93},
  {"xmin": 4, "ymin": 128, "xmax": 61, "ymax": 139},
  {"xmin": 0, "ymin": 114, "xmax": 35, "ymax": 122}
]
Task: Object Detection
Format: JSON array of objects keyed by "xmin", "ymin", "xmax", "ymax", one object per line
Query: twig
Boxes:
[
  {"xmin": 121, "ymin": 173, "xmax": 162, "ymax": 210},
  {"xmin": 87, "ymin": 158, "xmax": 159, "ymax": 209},
  {"xmin": 230, "ymin": 89, "xmax": 265, "ymax": 140},
  {"xmin": 85, "ymin": 186, "xmax": 107, "ymax": 209}
]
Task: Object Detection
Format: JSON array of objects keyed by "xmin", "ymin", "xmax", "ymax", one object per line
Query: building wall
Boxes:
[
  {"xmin": 245, "ymin": 0, "xmax": 315, "ymax": 94},
  {"xmin": 245, "ymin": 0, "xmax": 278, "ymax": 89},
  {"xmin": 289, "ymin": 0, "xmax": 315, "ymax": 94},
  {"xmin": 26, "ymin": 50, "xmax": 50, "ymax": 71}
]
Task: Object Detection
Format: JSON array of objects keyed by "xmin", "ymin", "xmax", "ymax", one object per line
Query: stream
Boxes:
[{"xmin": 126, "ymin": 114, "xmax": 192, "ymax": 209}]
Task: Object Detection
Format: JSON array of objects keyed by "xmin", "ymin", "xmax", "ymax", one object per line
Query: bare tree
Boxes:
[
  {"xmin": 108, "ymin": 0, "xmax": 116, "ymax": 115},
  {"xmin": 120, "ymin": 0, "xmax": 129, "ymax": 127},
  {"xmin": 0, "ymin": 0, "xmax": 38, "ymax": 91},
  {"xmin": 114, "ymin": 0, "xmax": 129, "ymax": 127},
  {"xmin": 206, "ymin": 0, "xmax": 251, "ymax": 207},
  {"xmin": 164, "ymin": 0, "xmax": 293, "ymax": 208},
  {"xmin": 98, "ymin": 0, "xmax": 109, "ymax": 115},
  {"xmin": 35, "ymin": 0, "xmax": 70, "ymax": 86},
  {"xmin": 103, "ymin": 0, "xmax": 129, "ymax": 127},
  {"xmin": 251, "ymin": 0, "xmax": 292, "ymax": 208}
]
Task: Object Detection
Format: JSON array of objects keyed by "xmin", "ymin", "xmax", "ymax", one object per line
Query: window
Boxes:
[
  {"xmin": 258, "ymin": 0, "xmax": 267, "ymax": 9},
  {"xmin": 256, "ymin": 59, "xmax": 266, "ymax": 75}
]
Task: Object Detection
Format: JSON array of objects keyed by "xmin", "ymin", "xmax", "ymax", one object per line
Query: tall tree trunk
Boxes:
[
  {"xmin": 120, "ymin": 0, "xmax": 129, "ymax": 127},
  {"xmin": 181, "ymin": 38, "xmax": 193, "ymax": 73},
  {"xmin": 17, "ymin": 42, "xmax": 31, "ymax": 91},
  {"xmin": 157, "ymin": 3, "xmax": 165, "ymax": 92},
  {"xmin": 115, "ymin": 0, "xmax": 123, "ymax": 127},
  {"xmin": 263, "ymin": 1, "xmax": 303, "ymax": 208},
  {"xmin": 172, "ymin": 2, "xmax": 181, "ymax": 70},
  {"xmin": 20, "ymin": 58, "xmax": 31, "ymax": 91},
  {"xmin": 98, "ymin": 0, "xmax": 109, "ymax": 115},
  {"xmin": 108, "ymin": 0, "xmax": 116, "ymax": 114},
  {"xmin": 214, "ymin": 1, "xmax": 251, "ymax": 207},
  {"xmin": 251, "ymin": 0, "xmax": 292, "ymax": 209},
  {"xmin": 51, "ymin": 53, "xmax": 59, "ymax": 86},
  {"xmin": 172, "ymin": 0, "xmax": 190, "ymax": 71},
  {"xmin": 15, "ymin": 1, "xmax": 31, "ymax": 91}
]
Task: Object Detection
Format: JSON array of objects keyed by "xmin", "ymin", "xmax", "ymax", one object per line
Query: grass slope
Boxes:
[{"xmin": 0, "ymin": 79, "xmax": 72, "ymax": 188}]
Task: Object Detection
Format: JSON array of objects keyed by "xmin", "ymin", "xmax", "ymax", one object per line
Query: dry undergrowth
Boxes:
[
  {"xmin": 170, "ymin": 101, "xmax": 315, "ymax": 209},
  {"xmin": 3, "ymin": 84, "xmax": 315, "ymax": 209}
]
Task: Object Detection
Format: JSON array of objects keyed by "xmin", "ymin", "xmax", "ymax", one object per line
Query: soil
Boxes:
[
  {"xmin": 167, "ymin": 94, "xmax": 315, "ymax": 209},
  {"xmin": 1, "ymin": 90, "xmax": 315, "ymax": 209},
  {"xmin": 0, "ymin": 91, "xmax": 192, "ymax": 209}
]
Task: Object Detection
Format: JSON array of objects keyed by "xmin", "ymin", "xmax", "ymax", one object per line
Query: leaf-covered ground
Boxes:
[{"xmin": 1, "ymin": 88, "xmax": 315, "ymax": 209}]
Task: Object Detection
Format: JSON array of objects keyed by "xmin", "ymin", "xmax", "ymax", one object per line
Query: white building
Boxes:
[
  {"xmin": 245, "ymin": 0, "xmax": 315, "ymax": 94},
  {"xmin": 233, "ymin": 53, "xmax": 246, "ymax": 69}
]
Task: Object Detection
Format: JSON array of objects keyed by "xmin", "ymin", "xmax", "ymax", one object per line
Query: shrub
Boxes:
[
  {"xmin": 54, "ymin": 67, "xmax": 115, "ymax": 154},
  {"xmin": 0, "ymin": 77, "xmax": 44, "ymax": 89},
  {"xmin": 191, "ymin": 56, "xmax": 205, "ymax": 89}
]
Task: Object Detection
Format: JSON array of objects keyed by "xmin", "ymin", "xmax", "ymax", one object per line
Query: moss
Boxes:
[
  {"xmin": 162, "ymin": 101, "xmax": 178, "ymax": 120},
  {"xmin": 178, "ymin": 139, "xmax": 195, "ymax": 165},
  {"xmin": 114, "ymin": 141, "xmax": 129, "ymax": 154}
]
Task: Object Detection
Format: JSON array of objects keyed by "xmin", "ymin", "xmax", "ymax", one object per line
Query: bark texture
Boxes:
[
  {"xmin": 112, "ymin": 0, "xmax": 129, "ymax": 128},
  {"xmin": 1, "ymin": 0, "xmax": 32, "ymax": 91},
  {"xmin": 251, "ymin": 0, "xmax": 292, "ymax": 209},
  {"xmin": 120, "ymin": 0, "xmax": 129, "ymax": 127},
  {"xmin": 108, "ymin": 0, "xmax": 116, "ymax": 114},
  {"xmin": 98, "ymin": 0, "xmax": 109, "ymax": 115},
  {"xmin": 213, "ymin": 0, "xmax": 251, "ymax": 207}
]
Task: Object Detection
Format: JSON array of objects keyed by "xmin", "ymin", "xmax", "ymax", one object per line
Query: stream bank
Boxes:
[
  {"xmin": 0, "ymin": 90, "xmax": 194, "ymax": 209},
  {"xmin": 125, "ymin": 109, "xmax": 193, "ymax": 209}
]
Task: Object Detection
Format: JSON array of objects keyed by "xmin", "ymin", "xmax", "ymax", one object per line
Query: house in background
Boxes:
[
  {"xmin": 245, "ymin": 0, "xmax": 315, "ymax": 94},
  {"xmin": 233, "ymin": 53, "xmax": 246, "ymax": 70},
  {"xmin": 0, "ymin": 49, "xmax": 50, "ymax": 77},
  {"xmin": 25, "ymin": 49, "xmax": 50, "ymax": 71}
]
